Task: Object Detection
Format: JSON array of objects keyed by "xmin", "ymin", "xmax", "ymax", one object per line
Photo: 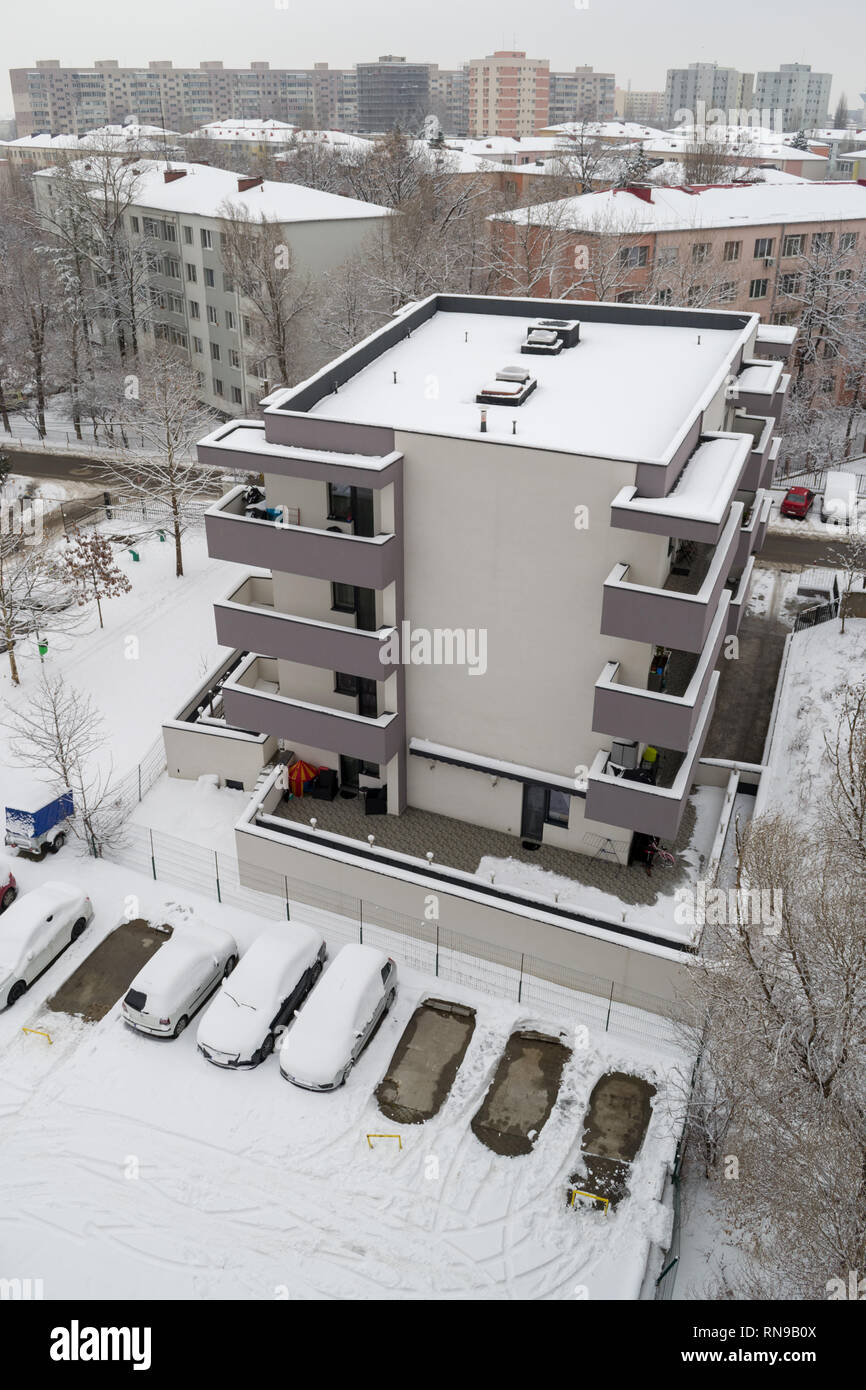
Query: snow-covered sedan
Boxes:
[
  {"xmin": 122, "ymin": 921, "xmax": 238, "ymax": 1039},
  {"xmin": 280, "ymin": 943, "xmax": 397, "ymax": 1091},
  {"xmin": 0, "ymin": 881, "xmax": 93, "ymax": 1008},
  {"xmin": 197, "ymin": 924, "xmax": 326, "ymax": 1068}
]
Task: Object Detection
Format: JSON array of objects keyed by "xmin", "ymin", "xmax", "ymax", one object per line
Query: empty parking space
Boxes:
[
  {"xmin": 470, "ymin": 1029, "xmax": 571, "ymax": 1156},
  {"xmin": 570, "ymin": 1071, "xmax": 657, "ymax": 1209},
  {"xmin": 375, "ymin": 997, "xmax": 476, "ymax": 1124},
  {"xmin": 47, "ymin": 919, "xmax": 170, "ymax": 1023}
]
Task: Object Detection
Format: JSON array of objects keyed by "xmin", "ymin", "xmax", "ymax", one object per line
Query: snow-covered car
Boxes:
[
  {"xmin": 122, "ymin": 922, "xmax": 238, "ymax": 1039},
  {"xmin": 0, "ymin": 855, "xmax": 17, "ymax": 913},
  {"xmin": 0, "ymin": 881, "xmax": 93, "ymax": 1008},
  {"xmin": 197, "ymin": 924, "xmax": 326, "ymax": 1068},
  {"xmin": 279, "ymin": 943, "xmax": 396, "ymax": 1091}
]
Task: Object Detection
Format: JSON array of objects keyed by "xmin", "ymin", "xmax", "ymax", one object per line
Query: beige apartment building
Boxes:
[
  {"xmin": 496, "ymin": 181, "xmax": 866, "ymax": 396},
  {"xmin": 467, "ymin": 52, "xmax": 550, "ymax": 138}
]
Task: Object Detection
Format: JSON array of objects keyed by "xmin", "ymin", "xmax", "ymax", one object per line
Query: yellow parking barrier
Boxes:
[
  {"xmin": 568, "ymin": 1187, "xmax": 609, "ymax": 1212},
  {"xmin": 366, "ymin": 1133, "xmax": 403, "ymax": 1150},
  {"xmin": 21, "ymin": 1027, "xmax": 53, "ymax": 1045}
]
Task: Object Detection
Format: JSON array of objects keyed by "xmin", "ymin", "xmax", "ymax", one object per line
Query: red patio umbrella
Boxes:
[{"xmin": 287, "ymin": 759, "xmax": 320, "ymax": 797}]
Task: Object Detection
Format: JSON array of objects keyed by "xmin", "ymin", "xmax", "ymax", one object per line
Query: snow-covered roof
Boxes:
[
  {"xmin": 543, "ymin": 120, "xmax": 670, "ymax": 142},
  {"xmin": 34, "ymin": 158, "xmax": 393, "ymax": 224},
  {"xmin": 647, "ymin": 160, "xmax": 808, "ymax": 187},
  {"xmin": 185, "ymin": 118, "xmax": 295, "ymax": 141},
  {"xmin": 306, "ymin": 301, "xmax": 753, "ymax": 464},
  {"xmin": 837, "ymin": 148, "xmax": 866, "ymax": 160},
  {"xmin": 499, "ymin": 180, "xmax": 866, "ymax": 234},
  {"xmin": 642, "ymin": 131, "xmax": 826, "ymax": 163},
  {"xmin": 1, "ymin": 124, "xmax": 180, "ymax": 152}
]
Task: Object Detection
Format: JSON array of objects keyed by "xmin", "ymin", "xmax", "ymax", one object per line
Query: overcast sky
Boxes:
[{"xmin": 3, "ymin": 0, "xmax": 864, "ymax": 117}]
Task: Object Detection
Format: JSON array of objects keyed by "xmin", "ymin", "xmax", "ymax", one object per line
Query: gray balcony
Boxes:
[
  {"xmin": 734, "ymin": 360, "xmax": 790, "ymax": 423},
  {"xmin": 726, "ymin": 557, "xmax": 755, "ymax": 636},
  {"xmin": 220, "ymin": 655, "xmax": 403, "ymax": 765},
  {"xmin": 610, "ymin": 434, "xmax": 751, "ymax": 546},
  {"xmin": 601, "ymin": 503, "xmax": 742, "ymax": 653},
  {"xmin": 593, "ymin": 591, "xmax": 729, "ymax": 752},
  {"xmin": 214, "ymin": 574, "xmax": 397, "ymax": 681},
  {"xmin": 585, "ymin": 672, "xmax": 720, "ymax": 839},
  {"xmin": 753, "ymin": 324, "xmax": 797, "ymax": 364},
  {"xmin": 206, "ymin": 486, "xmax": 401, "ymax": 589},
  {"xmin": 732, "ymin": 490, "xmax": 772, "ymax": 570},
  {"xmin": 734, "ymin": 413, "xmax": 775, "ymax": 491}
]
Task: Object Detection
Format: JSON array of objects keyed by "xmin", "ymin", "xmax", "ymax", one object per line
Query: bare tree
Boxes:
[
  {"xmin": 109, "ymin": 345, "xmax": 217, "ymax": 577},
  {"xmin": 56, "ymin": 529, "xmax": 132, "ymax": 628},
  {"xmin": 5, "ymin": 674, "xmax": 122, "ymax": 855}
]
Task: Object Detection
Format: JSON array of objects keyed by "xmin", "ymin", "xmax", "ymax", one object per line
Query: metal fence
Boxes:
[
  {"xmin": 792, "ymin": 598, "xmax": 839, "ymax": 632},
  {"xmin": 59, "ymin": 495, "xmax": 212, "ymax": 534},
  {"xmin": 654, "ymin": 1139, "xmax": 684, "ymax": 1299},
  {"xmin": 772, "ymin": 462, "xmax": 866, "ymax": 496},
  {"xmin": 107, "ymin": 820, "xmax": 688, "ymax": 1052}
]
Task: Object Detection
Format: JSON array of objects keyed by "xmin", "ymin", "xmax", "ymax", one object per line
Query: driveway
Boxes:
[
  {"xmin": 471, "ymin": 1029, "xmax": 571, "ymax": 1157},
  {"xmin": 48, "ymin": 919, "xmax": 171, "ymax": 1023},
  {"xmin": 376, "ymin": 998, "xmax": 476, "ymax": 1124}
]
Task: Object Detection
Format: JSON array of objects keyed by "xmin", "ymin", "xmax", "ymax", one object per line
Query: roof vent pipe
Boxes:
[{"xmin": 480, "ymin": 408, "xmax": 487, "ymax": 433}]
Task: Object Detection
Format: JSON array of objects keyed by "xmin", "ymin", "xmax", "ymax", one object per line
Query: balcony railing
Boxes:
[
  {"xmin": 221, "ymin": 654, "xmax": 403, "ymax": 766},
  {"xmin": 726, "ymin": 557, "xmax": 755, "ymax": 636},
  {"xmin": 585, "ymin": 672, "xmax": 720, "ymax": 838},
  {"xmin": 205, "ymin": 486, "xmax": 401, "ymax": 589},
  {"xmin": 214, "ymin": 574, "xmax": 397, "ymax": 681},
  {"xmin": 593, "ymin": 591, "xmax": 729, "ymax": 752},
  {"xmin": 601, "ymin": 504, "xmax": 742, "ymax": 653}
]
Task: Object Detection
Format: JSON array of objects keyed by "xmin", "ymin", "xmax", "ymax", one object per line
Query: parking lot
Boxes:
[
  {"xmin": 47, "ymin": 918, "xmax": 170, "ymax": 1022},
  {"xmin": 0, "ymin": 856, "xmax": 683, "ymax": 1300}
]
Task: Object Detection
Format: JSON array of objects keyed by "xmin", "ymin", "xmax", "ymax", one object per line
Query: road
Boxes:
[
  {"xmin": 1, "ymin": 448, "xmax": 114, "ymax": 484},
  {"xmin": 759, "ymin": 529, "xmax": 862, "ymax": 567}
]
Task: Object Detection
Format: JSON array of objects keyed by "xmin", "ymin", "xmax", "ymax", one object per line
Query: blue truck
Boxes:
[{"xmin": 4, "ymin": 789, "xmax": 75, "ymax": 859}]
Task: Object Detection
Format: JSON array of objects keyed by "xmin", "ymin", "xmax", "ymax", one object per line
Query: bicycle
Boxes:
[{"xmin": 647, "ymin": 837, "xmax": 677, "ymax": 869}]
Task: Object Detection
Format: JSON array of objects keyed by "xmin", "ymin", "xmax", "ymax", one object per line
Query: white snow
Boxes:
[
  {"xmin": 618, "ymin": 436, "xmax": 750, "ymax": 523},
  {"xmin": 308, "ymin": 308, "xmax": 748, "ymax": 463},
  {"xmin": 279, "ymin": 942, "xmax": 390, "ymax": 1086},
  {"xmin": 197, "ymin": 924, "xmax": 323, "ymax": 1059}
]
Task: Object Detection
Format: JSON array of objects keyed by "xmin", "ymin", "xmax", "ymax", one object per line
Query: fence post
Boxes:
[
  {"xmin": 435, "ymin": 920, "xmax": 440, "ymax": 977},
  {"xmin": 605, "ymin": 980, "xmax": 615, "ymax": 1031},
  {"xmin": 359, "ymin": 900, "xmax": 363, "ymax": 944},
  {"xmin": 284, "ymin": 876, "xmax": 291, "ymax": 920},
  {"xmin": 214, "ymin": 851, "xmax": 221, "ymax": 903},
  {"xmin": 138, "ymin": 763, "xmax": 142, "ymax": 802},
  {"xmin": 149, "ymin": 828, "xmax": 157, "ymax": 880},
  {"xmin": 518, "ymin": 952, "xmax": 524, "ymax": 1003}
]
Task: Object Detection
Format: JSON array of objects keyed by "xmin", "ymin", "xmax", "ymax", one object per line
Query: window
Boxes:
[
  {"xmin": 692, "ymin": 242, "xmax": 711, "ymax": 264},
  {"xmin": 229, "ymin": 348, "xmax": 241, "ymax": 369},
  {"xmin": 204, "ymin": 267, "xmax": 215, "ymax": 288},
  {"xmin": 771, "ymin": 311, "xmax": 792, "ymax": 325},
  {"xmin": 840, "ymin": 231, "xmax": 858, "ymax": 252},
  {"xmin": 130, "ymin": 215, "xmax": 140, "ymax": 234},
  {"xmin": 230, "ymin": 385, "xmax": 243, "ymax": 405},
  {"xmin": 656, "ymin": 247, "xmax": 677, "ymax": 268},
  {"xmin": 717, "ymin": 282, "xmax": 735, "ymax": 303},
  {"xmin": 210, "ymin": 341, "xmax": 221, "ymax": 361},
  {"xmin": 812, "ymin": 231, "xmax": 833, "ymax": 251},
  {"xmin": 200, "ymin": 228, "xmax": 213, "ymax": 249},
  {"xmin": 687, "ymin": 285, "xmax": 704, "ymax": 305},
  {"xmin": 207, "ymin": 305, "xmax": 218, "ymax": 325},
  {"xmin": 223, "ymin": 273, "xmax": 234, "ymax": 293},
  {"xmin": 212, "ymin": 376, "xmax": 224, "ymax": 396},
  {"xmin": 167, "ymin": 292, "xmax": 184, "ymax": 314},
  {"xmin": 242, "ymin": 315, "xmax": 252, "ymax": 336},
  {"xmin": 183, "ymin": 225, "xmax": 193, "ymax": 245},
  {"xmin": 655, "ymin": 288, "xmax": 672, "ymax": 305},
  {"xmin": 164, "ymin": 258, "xmax": 181, "ymax": 279},
  {"xmin": 836, "ymin": 269, "xmax": 853, "ymax": 282},
  {"xmin": 618, "ymin": 244, "xmax": 648, "ymax": 269},
  {"xmin": 749, "ymin": 278, "xmax": 768, "ymax": 299},
  {"xmin": 782, "ymin": 233, "xmax": 805, "ymax": 257},
  {"xmin": 163, "ymin": 222, "xmax": 177, "ymax": 242},
  {"xmin": 615, "ymin": 290, "xmax": 637, "ymax": 303},
  {"xmin": 723, "ymin": 240, "xmax": 741, "ymax": 262},
  {"xmin": 327, "ymin": 482, "xmax": 353, "ymax": 521},
  {"xmin": 185, "ymin": 263, "xmax": 197, "ymax": 283},
  {"xmin": 820, "ymin": 375, "xmax": 834, "ymax": 394},
  {"xmin": 189, "ymin": 299, "xmax": 200, "ymax": 319},
  {"xmin": 143, "ymin": 215, "xmax": 161, "ymax": 237},
  {"xmin": 545, "ymin": 789, "xmax": 571, "ymax": 828},
  {"xmin": 192, "ymin": 336, "xmax": 203, "ymax": 354},
  {"xmin": 779, "ymin": 273, "xmax": 801, "ymax": 296},
  {"xmin": 754, "ymin": 237, "xmax": 774, "ymax": 259},
  {"xmin": 225, "ymin": 309, "xmax": 235, "ymax": 330},
  {"xmin": 334, "ymin": 672, "xmax": 359, "ymax": 696},
  {"xmin": 331, "ymin": 582, "xmax": 355, "ymax": 613}
]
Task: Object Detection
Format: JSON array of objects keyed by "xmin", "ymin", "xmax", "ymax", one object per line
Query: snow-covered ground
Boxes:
[
  {"xmin": 757, "ymin": 616, "xmax": 866, "ymax": 822},
  {"xmin": 0, "ymin": 852, "xmax": 685, "ymax": 1301}
]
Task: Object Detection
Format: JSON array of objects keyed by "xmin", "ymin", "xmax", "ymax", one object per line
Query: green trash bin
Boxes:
[
  {"xmin": 157, "ymin": 530, "xmax": 165, "ymax": 542},
  {"xmin": 38, "ymin": 642, "xmax": 48, "ymax": 657},
  {"xmin": 129, "ymin": 549, "xmax": 139, "ymax": 562}
]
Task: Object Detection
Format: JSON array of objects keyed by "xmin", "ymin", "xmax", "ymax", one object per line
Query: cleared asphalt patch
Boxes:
[
  {"xmin": 569, "ymin": 1071, "xmax": 657, "ymax": 1209},
  {"xmin": 47, "ymin": 919, "xmax": 171, "ymax": 1023},
  {"xmin": 376, "ymin": 997, "xmax": 476, "ymax": 1124},
  {"xmin": 471, "ymin": 1029, "xmax": 571, "ymax": 1157}
]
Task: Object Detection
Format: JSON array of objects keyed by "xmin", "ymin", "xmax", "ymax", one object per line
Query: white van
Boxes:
[{"xmin": 821, "ymin": 470, "xmax": 858, "ymax": 525}]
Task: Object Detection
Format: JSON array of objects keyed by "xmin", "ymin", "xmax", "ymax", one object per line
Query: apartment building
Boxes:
[
  {"xmin": 614, "ymin": 88, "xmax": 666, "ymax": 124},
  {"xmin": 33, "ymin": 160, "xmax": 392, "ymax": 414},
  {"xmin": 161, "ymin": 293, "xmax": 787, "ymax": 975},
  {"xmin": 755, "ymin": 65, "xmax": 832, "ymax": 132},
  {"xmin": 548, "ymin": 68, "xmax": 616, "ymax": 125},
  {"xmin": 467, "ymin": 52, "xmax": 550, "ymax": 138},
  {"xmin": 9, "ymin": 60, "xmax": 358, "ymax": 136},
  {"xmin": 0, "ymin": 124, "xmax": 181, "ymax": 170},
  {"xmin": 355, "ymin": 56, "xmax": 435, "ymax": 133},
  {"xmin": 664, "ymin": 63, "xmax": 754, "ymax": 127},
  {"xmin": 495, "ymin": 181, "xmax": 865, "ymax": 397}
]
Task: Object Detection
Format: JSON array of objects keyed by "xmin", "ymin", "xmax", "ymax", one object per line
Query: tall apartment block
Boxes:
[
  {"xmin": 467, "ymin": 52, "xmax": 551, "ymax": 138},
  {"xmin": 548, "ymin": 68, "xmax": 616, "ymax": 125},
  {"xmin": 664, "ymin": 62, "xmax": 754, "ymax": 126},
  {"xmin": 164, "ymin": 294, "xmax": 789, "ymax": 960},
  {"xmin": 355, "ymin": 56, "xmax": 435, "ymax": 133},
  {"xmin": 614, "ymin": 88, "xmax": 666, "ymax": 124},
  {"xmin": 755, "ymin": 64, "xmax": 833, "ymax": 131},
  {"xmin": 9, "ymin": 60, "xmax": 359, "ymax": 136}
]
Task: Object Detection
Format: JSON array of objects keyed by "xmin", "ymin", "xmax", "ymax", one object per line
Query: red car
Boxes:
[
  {"xmin": 0, "ymin": 855, "xmax": 17, "ymax": 913},
  {"xmin": 780, "ymin": 486, "xmax": 815, "ymax": 520}
]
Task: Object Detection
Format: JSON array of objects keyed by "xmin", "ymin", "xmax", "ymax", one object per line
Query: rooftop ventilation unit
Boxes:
[
  {"xmin": 476, "ymin": 366, "xmax": 537, "ymax": 407},
  {"xmin": 521, "ymin": 327, "xmax": 562, "ymax": 356},
  {"xmin": 530, "ymin": 318, "xmax": 581, "ymax": 348}
]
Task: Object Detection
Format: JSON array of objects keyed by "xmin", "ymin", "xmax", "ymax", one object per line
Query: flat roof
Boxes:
[{"xmin": 304, "ymin": 303, "xmax": 749, "ymax": 463}]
